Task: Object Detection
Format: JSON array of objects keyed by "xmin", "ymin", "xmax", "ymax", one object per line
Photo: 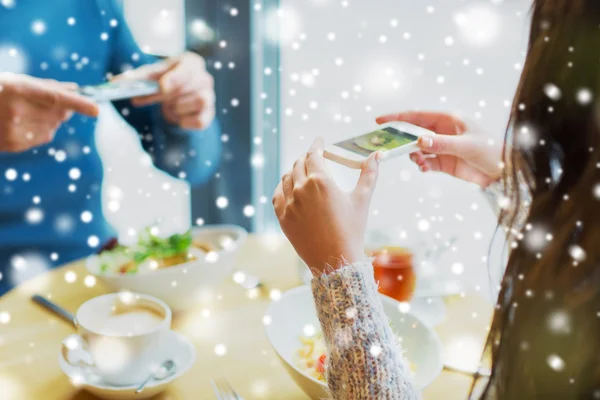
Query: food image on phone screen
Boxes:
[{"xmin": 334, "ymin": 127, "xmax": 419, "ymax": 157}]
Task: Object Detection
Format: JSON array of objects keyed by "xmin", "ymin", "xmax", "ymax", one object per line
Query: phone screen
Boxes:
[
  {"xmin": 334, "ymin": 127, "xmax": 419, "ymax": 157},
  {"xmin": 79, "ymin": 80, "xmax": 159, "ymax": 101}
]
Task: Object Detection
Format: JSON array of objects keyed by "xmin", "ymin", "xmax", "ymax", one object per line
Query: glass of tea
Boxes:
[{"xmin": 371, "ymin": 246, "xmax": 417, "ymax": 302}]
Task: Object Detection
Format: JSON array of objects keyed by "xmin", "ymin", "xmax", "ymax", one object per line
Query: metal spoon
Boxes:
[
  {"xmin": 31, "ymin": 295, "xmax": 76, "ymax": 327},
  {"xmin": 135, "ymin": 360, "xmax": 176, "ymax": 393}
]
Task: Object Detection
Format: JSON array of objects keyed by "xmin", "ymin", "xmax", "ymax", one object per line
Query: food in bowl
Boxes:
[
  {"xmin": 85, "ymin": 225, "xmax": 248, "ymax": 311},
  {"xmin": 296, "ymin": 330, "xmax": 416, "ymax": 383},
  {"xmin": 264, "ymin": 286, "xmax": 442, "ymax": 399},
  {"xmin": 93, "ymin": 228, "xmax": 219, "ymax": 275},
  {"xmin": 296, "ymin": 332, "xmax": 328, "ymax": 382}
]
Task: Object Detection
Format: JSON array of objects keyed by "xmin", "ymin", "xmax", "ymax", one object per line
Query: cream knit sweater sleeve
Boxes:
[{"xmin": 311, "ymin": 260, "xmax": 420, "ymax": 400}]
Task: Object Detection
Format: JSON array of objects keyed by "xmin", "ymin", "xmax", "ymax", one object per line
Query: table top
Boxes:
[{"xmin": 0, "ymin": 235, "xmax": 493, "ymax": 400}]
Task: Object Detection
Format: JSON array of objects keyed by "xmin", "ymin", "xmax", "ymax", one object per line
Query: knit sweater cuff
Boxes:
[{"xmin": 311, "ymin": 259, "xmax": 419, "ymax": 400}]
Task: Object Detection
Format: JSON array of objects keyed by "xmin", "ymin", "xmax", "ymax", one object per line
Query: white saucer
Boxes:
[{"xmin": 58, "ymin": 330, "xmax": 196, "ymax": 400}]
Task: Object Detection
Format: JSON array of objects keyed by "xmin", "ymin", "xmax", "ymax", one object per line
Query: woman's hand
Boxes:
[
  {"xmin": 273, "ymin": 138, "xmax": 380, "ymax": 275},
  {"xmin": 377, "ymin": 111, "xmax": 503, "ymax": 188}
]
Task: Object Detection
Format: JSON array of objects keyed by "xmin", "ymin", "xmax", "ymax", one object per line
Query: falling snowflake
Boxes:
[
  {"xmin": 370, "ymin": 344, "xmax": 382, "ymax": 357},
  {"xmin": 516, "ymin": 124, "xmax": 537, "ymax": 149},
  {"xmin": 216, "ymin": 196, "xmax": 229, "ymax": 209},
  {"xmin": 243, "ymin": 205, "xmax": 256, "ymax": 217},
  {"xmin": 214, "ymin": 344, "xmax": 227, "ymax": 356},
  {"xmin": 451, "ymin": 262, "xmax": 464, "ymax": 275},
  {"xmin": 87, "ymin": 236, "xmax": 100, "ymax": 248},
  {"xmin": 64, "ymin": 271, "xmax": 77, "ymax": 283},
  {"xmin": 303, "ymin": 324, "xmax": 316, "ymax": 336},
  {"xmin": 547, "ymin": 310, "xmax": 571, "ymax": 334},
  {"xmin": 398, "ymin": 302, "xmax": 411, "ymax": 313},
  {"xmin": 81, "ymin": 211, "xmax": 93, "ymax": 223},
  {"xmin": 54, "ymin": 150, "xmax": 67, "ymax": 163},
  {"xmin": 5, "ymin": 168, "xmax": 17, "ymax": 181},
  {"xmin": 69, "ymin": 168, "xmax": 81, "ymax": 180},
  {"xmin": 31, "ymin": 20, "xmax": 46, "ymax": 35},
  {"xmin": 25, "ymin": 208, "xmax": 44, "ymax": 224},
  {"xmin": 547, "ymin": 354, "xmax": 565, "ymax": 371},
  {"xmin": 205, "ymin": 251, "xmax": 219, "ymax": 263},
  {"xmin": 569, "ymin": 245, "xmax": 586, "ymax": 262},
  {"xmin": 270, "ymin": 289, "xmax": 282, "ymax": 301},
  {"xmin": 577, "ymin": 88, "xmax": 593, "ymax": 105},
  {"xmin": 544, "ymin": 83, "xmax": 561, "ymax": 101},
  {"xmin": 524, "ymin": 226, "xmax": 550, "ymax": 251},
  {"xmin": 0, "ymin": 311, "xmax": 10, "ymax": 324}
]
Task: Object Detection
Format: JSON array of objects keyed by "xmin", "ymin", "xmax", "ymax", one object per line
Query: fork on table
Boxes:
[{"xmin": 210, "ymin": 379, "xmax": 244, "ymax": 400}]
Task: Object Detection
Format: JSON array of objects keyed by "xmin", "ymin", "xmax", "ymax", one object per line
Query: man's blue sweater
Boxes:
[{"xmin": 0, "ymin": 0, "xmax": 221, "ymax": 294}]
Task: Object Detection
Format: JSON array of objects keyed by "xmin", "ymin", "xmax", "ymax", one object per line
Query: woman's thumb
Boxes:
[
  {"xmin": 418, "ymin": 134, "xmax": 472, "ymax": 157},
  {"xmin": 353, "ymin": 152, "xmax": 380, "ymax": 201}
]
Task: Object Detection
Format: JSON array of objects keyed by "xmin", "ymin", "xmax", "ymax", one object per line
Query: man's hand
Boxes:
[
  {"xmin": 114, "ymin": 52, "xmax": 215, "ymax": 130},
  {"xmin": 0, "ymin": 73, "xmax": 99, "ymax": 153}
]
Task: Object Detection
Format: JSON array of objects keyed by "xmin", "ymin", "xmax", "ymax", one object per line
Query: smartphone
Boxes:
[
  {"xmin": 324, "ymin": 122, "xmax": 434, "ymax": 169},
  {"xmin": 78, "ymin": 80, "xmax": 160, "ymax": 102}
]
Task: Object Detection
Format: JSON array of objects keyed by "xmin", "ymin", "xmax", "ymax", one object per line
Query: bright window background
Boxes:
[
  {"xmin": 96, "ymin": 0, "xmax": 189, "ymax": 244},
  {"xmin": 277, "ymin": 0, "xmax": 531, "ymax": 298}
]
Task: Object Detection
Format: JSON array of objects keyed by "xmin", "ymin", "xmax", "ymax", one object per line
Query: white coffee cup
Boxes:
[{"xmin": 61, "ymin": 292, "xmax": 172, "ymax": 386}]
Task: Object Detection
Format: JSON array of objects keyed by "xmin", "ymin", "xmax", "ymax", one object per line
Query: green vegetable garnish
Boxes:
[
  {"xmin": 97, "ymin": 228, "xmax": 195, "ymax": 274},
  {"xmin": 133, "ymin": 228, "xmax": 193, "ymax": 265}
]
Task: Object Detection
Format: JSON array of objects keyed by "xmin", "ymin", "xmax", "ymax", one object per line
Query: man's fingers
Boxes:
[
  {"xmin": 159, "ymin": 64, "xmax": 192, "ymax": 94},
  {"xmin": 131, "ymin": 93, "xmax": 166, "ymax": 107},
  {"xmin": 27, "ymin": 83, "xmax": 99, "ymax": 117},
  {"xmin": 42, "ymin": 79, "xmax": 79, "ymax": 91},
  {"xmin": 54, "ymin": 90, "xmax": 99, "ymax": 117},
  {"xmin": 178, "ymin": 108, "xmax": 215, "ymax": 130},
  {"xmin": 172, "ymin": 90, "xmax": 214, "ymax": 116}
]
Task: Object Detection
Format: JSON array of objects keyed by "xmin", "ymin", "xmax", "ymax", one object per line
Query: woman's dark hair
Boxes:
[{"xmin": 475, "ymin": 1, "xmax": 600, "ymax": 398}]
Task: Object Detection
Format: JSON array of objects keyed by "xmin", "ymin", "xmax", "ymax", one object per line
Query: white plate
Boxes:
[
  {"xmin": 264, "ymin": 285, "xmax": 444, "ymax": 399},
  {"xmin": 58, "ymin": 330, "xmax": 196, "ymax": 400}
]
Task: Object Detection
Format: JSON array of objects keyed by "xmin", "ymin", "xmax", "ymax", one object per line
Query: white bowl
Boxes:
[
  {"xmin": 86, "ymin": 225, "xmax": 247, "ymax": 312},
  {"xmin": 264, "ymin": 285, "xmax": 443, "ymax": 399}
]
